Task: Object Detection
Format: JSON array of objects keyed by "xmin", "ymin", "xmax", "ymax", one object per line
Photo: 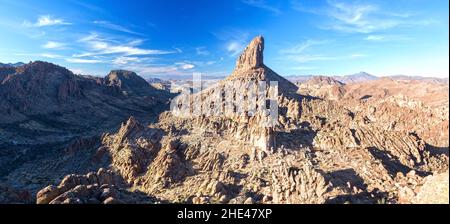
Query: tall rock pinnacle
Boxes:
[{"xmin": 235, "ymin": 36, "xmax": 264, "ymax": 71}]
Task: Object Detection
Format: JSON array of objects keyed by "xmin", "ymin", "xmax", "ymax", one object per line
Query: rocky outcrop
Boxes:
[
  {"xmin": 0, "ymin": 66, "xmax": 16, "ymax": 83},
  {"xmin": 234, "ymin": 36, "xmax": 264, "ymax": 71},
  {"xmin": 36, "ymin": 167, "xmax": 160, "ymax": 204},
  {"xmin": 36, "ymin": 168, "xmax": 122, "ymax": 204},
  {"xmin": 269, "ymin": 162, "xmax": 329, "ymax": 204},
  {"xmin": 105, "ymin": 70, "xmax": 160, "ymax": 96},
  {"xmin": 100, "ymin": 117, "xmax": 163, "ymax": 183},
  {"xmin": 143, "ymin": 139, "xmax": 193, "ymax": 188}
]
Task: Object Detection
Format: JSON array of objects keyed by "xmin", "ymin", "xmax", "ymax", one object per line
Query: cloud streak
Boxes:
[
  {"xmin": 279, "ymin": 39, "xmax": 328, "ymax": 54},
  {"xmin": 242, "ymin": 0, "xmax": 282, "ymax": 15},
  {"xmin": 42, "ymin": 41, "xmax": 66, "ymax": 49},
  {"xmin": 77, "ymin": 33, "xmax": 176, "ymax": 57},
  {"xmin": 292, "ymin": 0, "xmax": 435, "ymax": 34},
  {"xmin": 365, "ymin": 35, "xmax": 385, "ymax": 41},
  {"xmin": 227, "ymin": 41, "xmax": 246, "ymax": 57},
  {"xmin": 23, "ymin": 15, "xmax": 71, "ymax": 27},
  {"xmin": 93, "ymin": 20, "xmax": 142, "ymax": 35},
  {"xmin": 66, "ymin": 58, "xmax": 103, "ymax": 63},
  {"xmin": 196, "ymin": 47, "xmax": 210, "ymax": 56}
]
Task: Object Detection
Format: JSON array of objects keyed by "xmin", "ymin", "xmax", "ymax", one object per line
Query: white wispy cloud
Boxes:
[
  {"xmin": 175, "ymin": 62, "xmax": 195, "ymax": 70},
  {"xmin": 112, "ymin": 56, "xmax": 142, "ymax": 65},
  {"xmin": 23, "ymin": 15, "xmax": 71, "ymax": 27},
  {"xmin": 325, "ymin": 1, "xmax": 396, "ymax": 33},
  {"xmin": 66, "ymin": 58, "xmax": 103, "ymax": 63},
  {"xmin": 77, "ymin": 33, "xmax": 176, "ymax": 57},
  {"xmin": 42, "ymin": 41, "xmax": 66, "ymax": 49},
  {"xmin": 286, "ymin": 54, "xmax": 337, "ymax": 63},
  {"xmin": 174, "ymin": 47, "xmax": 183, "ymax": 53},
  {"xmin": 227, "ymin": 41, "xmax": 246, "ymax": 57},
  {"xmin": 291, "ymin": 0, "xmax": 322, "ymax": 14},
  {"xmin": 196, "ymin": 47, "xmax": 210, "ymax": 56},
  {"xmin": 212, "ymin": 28, "xmax": 251, "ymax": 57},
  {"xmin": 279, "ymin": 39, "xmax": 334, "ymax": 62},
  {"xmin": 291, "ymin": 66, "xmax": 317, "ymax": 71},
  {"xmin": 242, "ymin": 0, "xmax": 282, "ymax": 15},
  {"xmin": 350, "ymin": 53, "xmax": 367, "ymax": 58},
  {"xmin": 279, "ymin": 39, "xmax": 328, "ymax": 54},
  {"xmin": 279, "ymin": 39, "xmax": 368, "ymax": 64},
  {"xmin": 365, "ymin": 35, "xmax": 385, "ymax": 41},
  {"xmin": 15, "ymin": 53, "xmax": 63, "ymax": 59},
  {"xmin": 293, "ymin": 0, "xmax": 434, "ymax": 34},
  {"xmin": 40, "ymin": 53, "xmax": 64, "ymax": 59},
  {"xmin": 93, "ymin": 20, "xmax": 142, "ymax": 35}
]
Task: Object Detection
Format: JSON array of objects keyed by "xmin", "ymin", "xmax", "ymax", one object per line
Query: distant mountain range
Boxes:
[
  {"xmin": 0, "ymin": 62, "xmax": 25, "ymax": 67},
  {"xmin": 286, "ymin": 71, "xmax": 448, "ymax": 84},
  {"xmin": 2, "ymin": 61, "xmax": 447, "ymax": 85},
  {"xmin": 285, "ymin": 72, "xmax": 377, "ymax": 84}
]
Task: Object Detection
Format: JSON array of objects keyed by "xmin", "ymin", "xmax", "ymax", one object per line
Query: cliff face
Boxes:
[{"xmin": 234, "ymin": 35, "xmax": 264, "ymax": 71}]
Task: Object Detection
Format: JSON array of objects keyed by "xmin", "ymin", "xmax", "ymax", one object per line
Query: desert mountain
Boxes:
[
  {"xmin": 27, "ymin": 36, "xmax": 449, "ymax": 205},
  {"xmin": 287, "ymin": 72, "xmax": 378, "ymax": 84},
  {"xmin": 0, "ymin": 61, "xmax": 172, "ymax": 144},
  {"xmin": 0, "ymin": 62, "xmax": 25, "ymax": 67},
  {"xmin": 335, "ymin": 72, "xmax": 378, "ymax": 84},
  {"xmin": 0, "ymin": 61, "xmax": 174, "ymax": 199}
]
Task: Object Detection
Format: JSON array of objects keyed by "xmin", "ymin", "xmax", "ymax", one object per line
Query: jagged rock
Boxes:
[
  {"xmin": 35, "ymin": 167, "xmax": 160, "ymax": 204},
  {"xmin": 269, "ymin": 161, "xmax": 329, "ymax": 204},
  {"xmin": 36, "ymin": 168, "xmax": 120, "ymax": 204},
  {"xmin": 100, "ymin": 117, "xmax": 163, "ymax": 183},
  {"xmin": 143, "ymin": 139, "xmax": 192, "ymax": 187},
  {"xmin": 234, "ymin": 36, "xmax": 264, "ymax": 71}
]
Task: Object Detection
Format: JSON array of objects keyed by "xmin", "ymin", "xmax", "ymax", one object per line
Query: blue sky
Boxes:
[{"xmin": 0, "ymin": 0, "xmax": 448, "ymax": 78}]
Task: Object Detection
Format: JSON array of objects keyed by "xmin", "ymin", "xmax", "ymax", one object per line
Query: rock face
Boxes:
[
  {"xmin": 234, "ymin": 36, "xmax": 264, "ymax": 71},
  {"xmin": 227, "ymin": 37, "xmax": 298, "ymax": 94},
  {"xmin": 0, "ymin": 66, "xmax": 16, "ymax": 82},
  {"xmin": 105, "ymin": 70, "xmax": 157, "ymax": 96}
]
